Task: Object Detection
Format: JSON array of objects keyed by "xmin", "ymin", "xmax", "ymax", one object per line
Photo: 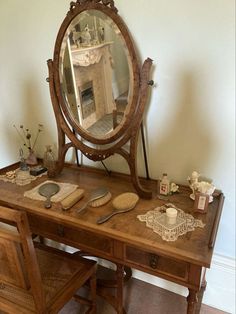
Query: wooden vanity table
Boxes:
[
  {"xmin": 0, "ymin": 163, "xmax": 224, "ymax": 314},
  {"xmin": 0, "ymin": 1, "xmax": 224, "ymax": 312}
]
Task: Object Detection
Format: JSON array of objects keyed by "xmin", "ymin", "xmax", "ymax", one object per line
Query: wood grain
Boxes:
[
  {"xmin": 0, "ymin": 205, "xmax": 97, "ymax": 313},
  {"xmin": 47, "ymin": 0, "xmax": 153, "ymax": 198},
  {"xmin": 0, "ymin": 162, "xmax": 224, "ymax": 313}
]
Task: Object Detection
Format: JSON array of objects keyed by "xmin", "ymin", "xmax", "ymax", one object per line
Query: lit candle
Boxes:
[{"xmin": 166, "ymin": 208, "xmax": 178, "ymax": 225}]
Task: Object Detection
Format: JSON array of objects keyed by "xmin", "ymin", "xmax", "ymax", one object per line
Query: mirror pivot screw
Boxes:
[{"xmin": 148, "ymin": 80, "xmax": 154, "ymax": 86}]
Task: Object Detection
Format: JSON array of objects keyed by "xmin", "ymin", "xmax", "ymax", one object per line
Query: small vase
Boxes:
[{"xmin": 26, "ymin": 149, "xmax": 38, "ymax": 165}]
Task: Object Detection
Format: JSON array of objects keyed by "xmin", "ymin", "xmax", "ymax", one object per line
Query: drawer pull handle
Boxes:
[
  {"xmin": 149, "ymin": 254, "xmax": 158, "ymax": 269},
  {"xmin": 57, "ymin": 225, "xmax": 65, "ymax": 237}
]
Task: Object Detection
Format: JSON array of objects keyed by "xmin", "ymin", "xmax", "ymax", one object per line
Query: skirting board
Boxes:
[{"xmin": 131, "ymin": 253, "xmax": 235, "ymax": 314}]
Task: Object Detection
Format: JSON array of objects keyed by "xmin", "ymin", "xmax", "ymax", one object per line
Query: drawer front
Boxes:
[
  {"xmin": 29, "ymin": 214, "xmax": 113, "ymax": 257},
  {"xmin": 125, "ymin": 245, "xmax": 189, "ymax": 282}
]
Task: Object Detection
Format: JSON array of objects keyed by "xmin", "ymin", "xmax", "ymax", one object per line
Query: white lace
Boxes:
[{"xmin": 137, "ymin": 203, "xmax": 205, "ymax": 242}]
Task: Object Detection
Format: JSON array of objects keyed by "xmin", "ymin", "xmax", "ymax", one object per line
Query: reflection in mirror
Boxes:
[{"xmin": 60, "ymin": 10, "xmax": 133, "ymax": 139}]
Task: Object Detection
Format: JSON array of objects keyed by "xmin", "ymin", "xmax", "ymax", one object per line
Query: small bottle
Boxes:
[
  {"xmin": 159, "ymin": 173, "xmax": 170, "ymax": 195},
  {"xmin": 15, "ymin": 149, "xmax": 31, "ymax": 185},
  {"xmin": 43, "ymin": 145, "xmax": 56, "ymax": 178},
  {"xmin": 194, "ymin": 192, "xmax": 209, "ymax": 213}
]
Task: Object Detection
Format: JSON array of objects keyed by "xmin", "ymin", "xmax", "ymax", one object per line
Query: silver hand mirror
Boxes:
[{"xmin": 38, "ymin": 183, "xmax": 60, "ymax": 209}]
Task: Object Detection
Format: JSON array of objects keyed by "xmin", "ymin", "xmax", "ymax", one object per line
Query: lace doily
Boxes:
[
  {"xmin": 137, "ymin": 203, "xmax": 205, "ymax": 242},
  {"xmin": 0, "ymin": 169, "xmax": 46, "ymax": 186},
  {"xmin": 24, "ymin": 180, "xmax": 78, "ymax": 202}
]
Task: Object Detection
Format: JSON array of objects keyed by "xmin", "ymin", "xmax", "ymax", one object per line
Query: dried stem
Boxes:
[
  {"xmin": 13, "ymin": 124, "xmax": 43, "ymax": 151},
  {"xmin": 13, "ymin": 125, "xmax": 27, "ymax": 148},
  {"xmin": 32, "ymin": 130, "xmax": 41, "ymax": 149}
]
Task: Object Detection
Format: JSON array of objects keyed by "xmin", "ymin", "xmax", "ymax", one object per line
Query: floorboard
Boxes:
[{"xmin": 59, "ymin": 276, "xmax": 228, "ymax": 314}]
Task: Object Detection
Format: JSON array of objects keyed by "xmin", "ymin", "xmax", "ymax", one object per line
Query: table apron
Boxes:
[{"xmin": 28, "ymin": 214, "xmax": 203, "ymax": 291}]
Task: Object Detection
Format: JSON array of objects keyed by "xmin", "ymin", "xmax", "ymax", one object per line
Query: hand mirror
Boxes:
[{"xmin": 38, "ymin": 183, "xmax": 60, "ymax": 209}]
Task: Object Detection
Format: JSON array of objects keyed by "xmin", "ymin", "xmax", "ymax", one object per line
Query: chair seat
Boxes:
[{"xmin": 0, "ymin": 243, "xmax": 96, "ymax": 313}]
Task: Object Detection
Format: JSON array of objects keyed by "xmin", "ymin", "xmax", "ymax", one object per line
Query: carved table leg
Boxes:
[
  {"xmin": 116, "ymin": 263, "xmax": 125, "ymax": 314},
  {"xmin": 195, "ymin": 279, "xmax": 207, "ymax": 314},
  {"xmin": 187, "ymin": 289, "xmax": 198, "ymax": 314}
]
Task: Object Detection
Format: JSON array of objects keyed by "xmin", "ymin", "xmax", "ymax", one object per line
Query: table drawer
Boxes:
[
  {"xmin": 125, "ymin": 245, "xmax": 189, "ymax": 281},
  {"xmin": 29, "ymin": 214, "xmax": 113, "ymax": 257}
]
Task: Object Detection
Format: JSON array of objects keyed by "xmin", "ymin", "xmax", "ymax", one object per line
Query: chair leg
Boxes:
[{"xmin": 88, "ymin": 272, "xmax": 96, "ymax": 314}]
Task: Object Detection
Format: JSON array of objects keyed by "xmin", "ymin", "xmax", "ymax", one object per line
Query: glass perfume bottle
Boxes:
[
  {"xmin": 43, "ymin": 145, "xmax": 56, "ymax": 178},
  {"xmin": 159, "ymin": 173, "xmax": 170, "ymax": 195}
]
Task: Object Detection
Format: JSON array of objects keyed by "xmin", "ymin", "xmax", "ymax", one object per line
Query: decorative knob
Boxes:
[
  {"xmin": 148, "ymin": 80, "xmax": 154, "ymax": 86},
  {"xmin": 149, "ymin": 254, "xmax": 158, "ymax": 269},
  {"xmin": 57, "ymin": 225, "xmax": 65, "ymax": 237}
]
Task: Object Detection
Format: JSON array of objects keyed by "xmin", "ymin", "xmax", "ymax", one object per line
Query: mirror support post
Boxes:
[
  {"xmin": 115, "ymin": 58, "xmax": 153, "ymax": 199},
  {"xmin": 141, "ymin": 122, "xmax": 150, "ymax": 180}
]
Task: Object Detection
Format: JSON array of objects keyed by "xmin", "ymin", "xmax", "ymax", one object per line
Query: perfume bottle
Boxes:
[
  {"xmin": 43, "ymin": 145, "xmax": 56, "ymax": 178},
  {"xmin": 159, "ymin": 173, "xmax": 170, "ymax": 195}
]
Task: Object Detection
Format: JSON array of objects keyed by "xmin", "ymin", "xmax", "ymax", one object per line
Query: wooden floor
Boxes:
[{"xmin": 59, "ymin": 276, "xmax": 228, "ymax": 314}]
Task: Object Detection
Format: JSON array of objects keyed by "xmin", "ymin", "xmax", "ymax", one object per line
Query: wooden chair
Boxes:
[{"xmin": 0, "ymin": 206, "xmax": 97, "ymax": 314}]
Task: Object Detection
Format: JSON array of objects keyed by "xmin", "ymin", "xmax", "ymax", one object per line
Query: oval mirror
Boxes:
[
  {"xmin": 48, "ymin": 0, "xmax": 153, "ymax": 198},
  {"xmin": 58, "ymin": 9, "xmax": 135, "ymax": 141}
]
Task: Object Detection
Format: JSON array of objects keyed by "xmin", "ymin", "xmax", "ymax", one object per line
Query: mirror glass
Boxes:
[{"xmin": 59, "ymin": 9, "xmax": 133, "ymax": 139}]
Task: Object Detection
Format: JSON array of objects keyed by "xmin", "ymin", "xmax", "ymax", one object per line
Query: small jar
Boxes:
[
  {"xmin": 43, "ymin": 145, "xmax": 56, "ymax": 178},
  {"xmin": 15, "ymin": 169, "xmax": 31, "ymax": 185},
  {"xmin": 166, "ymin": 207, "xmax": 178, "ymax": 225}
]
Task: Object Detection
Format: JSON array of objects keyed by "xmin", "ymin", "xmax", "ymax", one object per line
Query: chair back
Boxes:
[{"xmin": 0, "ymin": 206, "xmax": 46, "ymax": 313}]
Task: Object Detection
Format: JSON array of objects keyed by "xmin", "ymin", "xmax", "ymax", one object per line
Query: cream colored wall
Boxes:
[{"xmin": 0, "ymin": 0, "xmax": 235, "ymax": 260}]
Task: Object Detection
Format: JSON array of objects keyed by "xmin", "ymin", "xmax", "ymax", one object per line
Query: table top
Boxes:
[{"xmin": 0, "ymin": 163, "xmax": 224, "ymax": 268}]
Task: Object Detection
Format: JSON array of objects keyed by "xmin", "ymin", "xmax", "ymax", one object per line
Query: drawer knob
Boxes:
[
  {"xmin": 149, "ymin": 254, "xmax": 158, "ymax": 269},
  {"xmin": 57, "ymin": 225, "xmax": 65, "ymax": 237}
]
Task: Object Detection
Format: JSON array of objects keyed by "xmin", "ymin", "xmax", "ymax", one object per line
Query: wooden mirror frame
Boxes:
[{"xmin": 47, "ymin": 0, "xmax": 153, "ymax": 199}]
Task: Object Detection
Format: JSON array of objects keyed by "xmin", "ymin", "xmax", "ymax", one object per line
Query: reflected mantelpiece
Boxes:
[{"xmin": 70, "ymin": 42, "xmax": 117, "ymax": 133}]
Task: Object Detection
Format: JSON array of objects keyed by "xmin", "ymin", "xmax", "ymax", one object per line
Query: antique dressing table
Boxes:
[
  {"xmin": 0, "ymin": 0, "xmax": 224, "ymax": 313},
  {"xmin": 0, "ymin": 162, "xmax": 224, "ymax": 314}
]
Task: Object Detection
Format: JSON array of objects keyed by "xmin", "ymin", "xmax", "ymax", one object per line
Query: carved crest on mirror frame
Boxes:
[{"xmin": 70, "ymin": 0, "xmax": 118, "ymax": 13}]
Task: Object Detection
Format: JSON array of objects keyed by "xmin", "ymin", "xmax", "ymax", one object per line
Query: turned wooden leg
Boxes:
[
  {"xmin": 195, "ymin": 279, "xmax": 207, "ymax": 314},
  {"xmin": 116, "ymin": 263, "xmax": 125, "ymax": 314},
  {"xmin": 116, "ymin": 264, "xmax": 124, "ymax": 314},
  {"xmin": 39, "ymin": 236, "xmax": 44, "ymax": 244},
  {"xmin": 89, "ymin": 272, "xmax": 97, "ymax": 314},
  {"xmin": 187, "ymin": 289, "xmax": 198, "ymax": 314}
]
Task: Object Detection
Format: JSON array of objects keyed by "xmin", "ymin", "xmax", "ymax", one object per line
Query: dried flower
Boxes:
[{"xmin": 13, "ymin": 124, "xmax": 43, "ymax": 151}]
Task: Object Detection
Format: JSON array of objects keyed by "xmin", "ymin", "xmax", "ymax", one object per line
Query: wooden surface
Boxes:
[
  {"xmin": 0, "ymin": 163, "xmax": 224, "ymax": 313},
  {"xmin": 0, "ymin": 205, "xmax": 97, "ymax": 314}
]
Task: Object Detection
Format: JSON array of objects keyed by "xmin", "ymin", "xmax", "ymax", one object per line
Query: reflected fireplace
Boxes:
[
  {"xmin": 79, "ymin": 81, "xmax": 95, "ymax": 119},
  {"xmin": 71, "ymin": 42, "xmax": 116, "ymax": 130}
]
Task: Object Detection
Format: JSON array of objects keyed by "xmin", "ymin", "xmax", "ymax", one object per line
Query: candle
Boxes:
[{"xmin": 166, "ymin": 207, "xmax": 178, "ymax": 225}]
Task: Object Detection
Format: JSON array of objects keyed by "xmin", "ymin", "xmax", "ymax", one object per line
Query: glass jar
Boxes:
[{"xmin": 43, "ymin": 145, "xmax": 56, "ymax": 178}]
